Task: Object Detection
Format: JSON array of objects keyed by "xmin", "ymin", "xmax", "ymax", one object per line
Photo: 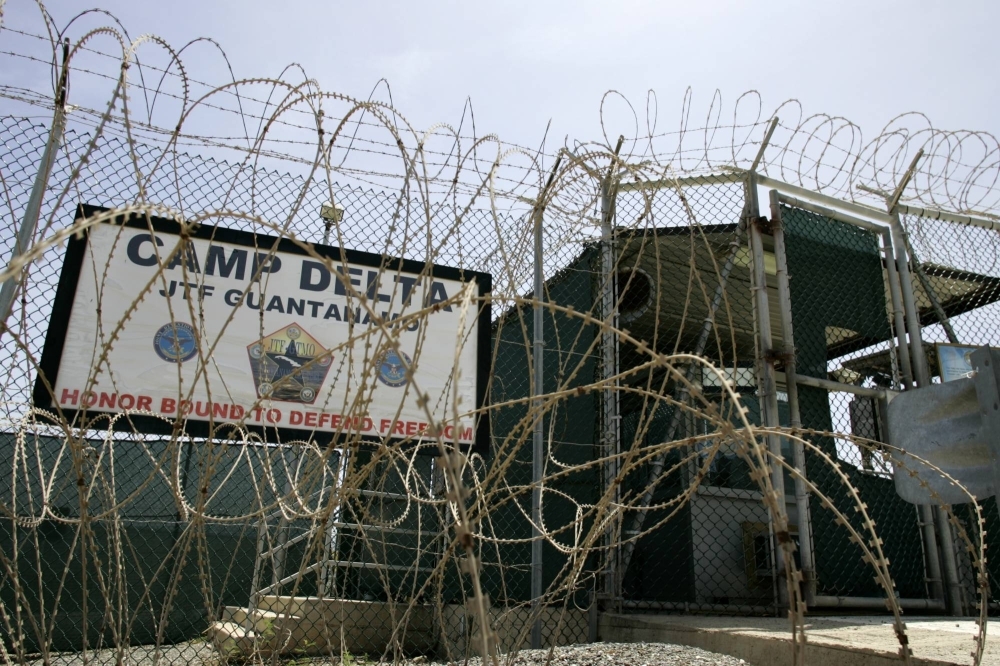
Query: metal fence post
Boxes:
[
  {"xmin": 599, "ymin": 137, "xmax": 624, "ymax": 607},
  {"xmin": 768, "ymin": 190, "xmax": 816, "ymax": 606},
  {"xmin": 747, "ymin": 172, "xmax": 788, "ymax": 610},
  {"xmin": 531, "ymin": 154, "xmax": 563, "ymax": 649},
  {"xmin": 892, "ymin": 217, "xmax": 961, "ymax": 614},
  {"xmin": 883, "ymin": 153, "xmax": 964, "ymax": 616},
  {"xmin": 881, "ymin": 224, "xmax": 945, "ymax": 604},
  {"xmin": 880, "ymin": 231, "xmax": 915, "ymax": 389},
  {"xmin": 0, "ymin": 40, "xmax": 69, "ymax": 330}
]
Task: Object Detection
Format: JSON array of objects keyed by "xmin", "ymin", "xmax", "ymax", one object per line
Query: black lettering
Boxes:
[
  {"xmin": 166, "ymin": 241, "xmax": 201, "ymax": 273},
  {"xmin": 205, "ymin": 246, "xmax": 248, "ymax": 280},
  {"xmin": 367, "ymin": 270, "xmax": 391, "ymax": 302},
  {"xmin": 335, "ymin": 266, "xmax": 363, "ymax": 296},
  {"xmin": 265, "ymin": 295, "xmax": 285, "ymax": 313},
  {"xmin": 300, "ymin": 260, "xmax": 330, "ymax": 291},
  {"xmin": 395, "ymin": 275, "xmax": 418, "ymax": 303},
  {"xmin": 323, "ymin": 304, "xmax": 341, "ymax": 321},
  {"xmin": 247, "ymin": 292, "xmax": 261, "ymax": 310},
  {"xmin": 127, "ymin": 233, "xmax": 164, "ymax": 267},
  {"xmin": 287, "ymin": 298, "xmax": 305, "ymax": 316},
  {"xmin": 252, "ymin": 253, "xmax": 281, "ymax": 278},
  {"xmin": 429, "ymin": 281, "xmax": 452, "ymax": 312},
  {"xmin": 307, "ymin": 300, "xmax": 323, "ymax": 317},
  {"xmin": 224, "ymin": 289, "xmax": 241, "ymax": 306}
]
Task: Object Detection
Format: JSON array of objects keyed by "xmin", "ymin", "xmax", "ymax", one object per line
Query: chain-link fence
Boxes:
[
  {"xmin": 899, "ymin": 209, "xmax": 1000, "ymax": 611},
  {"xmin": 0, "ymin": 113, "xmax": 604, "ymax": 663},
  {"xmin": 2, "ymin": 100, "xmax": 998, "ymax": 665}
]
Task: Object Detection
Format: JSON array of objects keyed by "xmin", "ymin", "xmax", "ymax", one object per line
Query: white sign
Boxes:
[
  {"xmin": 936, "ymin": 343, "xmax": 982, "ymax": 383},
  {"xmin": 36, "ymin": 206, "xmax": 490, "ymax": 447}
]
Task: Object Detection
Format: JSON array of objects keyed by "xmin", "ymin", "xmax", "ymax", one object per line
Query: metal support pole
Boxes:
[
  {"xmin": 530, "ymin": 194, "xmax": 545, "ymax": 650},
  {"xmin": 747, "ymin": 175, "xmax": 788, "ymax": 609},
  {"xmin": 0, "ymin": 40, "xmax": 70, "ymax": 329},
  {"xmin": 599, "ymin": 138, "xmax": 624, "ymax": 609},
  {"xmin": 768, "ymin": 190, "xmax": 816, "ymax": 605},
  {"xmin": 883, "ymin": 152, "xmax": 961, "ymax": 614},
  {"xmin": 881, "ymin": 230, "xmax": 915, "ymax": 389},
  {"xmin": 531, "ymin": 154, "xmax": 563, "ymax": 650},
  {"xmin": 599, "ymin": 175, "xmax": 619, "ymax": 603},
  {"xmin": 891, "ymin": 213, "xmax": 962, "ymax": 615}
]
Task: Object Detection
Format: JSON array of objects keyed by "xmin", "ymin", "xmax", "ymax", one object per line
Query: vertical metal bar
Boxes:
[
  {"xmin": 768, "ymin": 190, "xmax": 816, "ymax": 605},
  {"xmin": 531, "ymin": 190, "xmax": 545, "ymax": 650},
  {"xmin": 881, "ymin": 231, "xmax": 914, "ymax": 388},
  {"xmin": 896, "ymin": 222, "xmax": 959, "ymax": 344},
  {"xmin": 599, "ymin": 176, "xmax": 619, "ymax": 603},
  {"xmin": 892, "ymin": 217, "xmax": 932, "ymax": 388},
  {"xmin": 599, "ymin": 138, "xmax": 624, "ymax": 608},
  {"xmin": 747, "ymin": 175, "xmax": 788, "ymax": 609},
  {"xmin": 891, "ymin": 214, "xmax": 961, "ymax": 614},
  {"xmin": 0, "ymin": 40, "xmax": 70, "ymax": 328},
  {"xmin": 531, "ymin": 154, "xmax": 563, "ymax": 649},
  {"xmin": 883, "ymin": 151, "xmax": 958, "ymax": 612}
]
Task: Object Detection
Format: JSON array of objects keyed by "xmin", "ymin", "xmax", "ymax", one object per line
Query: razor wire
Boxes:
[{"xmin": 0, "ymin": 3, "xmax": 995, "ymax": 666}]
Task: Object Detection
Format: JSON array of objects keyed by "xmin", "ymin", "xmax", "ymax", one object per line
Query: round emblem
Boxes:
[
  {"xmin": 286, "ymin": 326, "xmax": 301, "ymax": 340},
  {"xmin": 377, "ymin": 349, "xmax": 411, "ymax": 388},
  {"xmin": 258, "ymin": 382, "xmax": 273, "ymax": 397},
  {"xmin": 299, "ymin": 387, "xmax": 316, "ymax": 402},
  {"xmin": 153, "ymin": 322, "xmax": 197, "ymax": 363},
  {"xmin": 318, "ymin": 352, "xmax": 332, "ymax": 367},
  {"xmin": 249, "ymin": 343, "xmax": 263, "ymax": 359}
]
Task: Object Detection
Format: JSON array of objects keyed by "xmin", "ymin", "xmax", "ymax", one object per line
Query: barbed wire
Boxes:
[{"xmin": 0, "ymin": 2, "xmax": 995, "ymax": 666}]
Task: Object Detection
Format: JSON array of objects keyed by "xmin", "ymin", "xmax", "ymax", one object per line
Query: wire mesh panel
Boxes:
[
  {"xmin": 0, "ymin": 115, "xmax": 598, "ymax": 663},
  {"xmin": 778, "ymin": 203, "xmax": 929, "ymax": 602},
  {"xmin": 0, "ymin": 118, "xmax": 449, "ymax": 661},
  {"xmin": 901, "ymin": 212, "xmax": 1000, "ymax": 606},
  {"xmin": 608, "ymin": 176, "xmax": 775, "ymax": 612},
  {"xmin": 3, "ymin": 106, "xmax": 998, "ymax": 664}
]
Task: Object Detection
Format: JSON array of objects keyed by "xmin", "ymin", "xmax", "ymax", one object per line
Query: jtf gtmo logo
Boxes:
[{"xmin": 247, "ymin": 323, "xmax": 332, "ymax": 404}]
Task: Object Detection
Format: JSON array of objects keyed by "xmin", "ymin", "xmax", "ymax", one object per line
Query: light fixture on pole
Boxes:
[{"xmin": 320, "ymin": 200, "xmax": 344, "ymax": 245}]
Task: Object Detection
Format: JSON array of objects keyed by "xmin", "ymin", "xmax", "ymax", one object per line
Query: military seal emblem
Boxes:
[
  {"xmin": 246, "ymin": 323, "xmax": 332, "ymax": 404},
  {"xmin": 153, "ymin": 322, "xmax": 197, "ymax": 363},
  {"xmin": 376, "ymin": 348, "xmax": 411, "ymax": 388}
]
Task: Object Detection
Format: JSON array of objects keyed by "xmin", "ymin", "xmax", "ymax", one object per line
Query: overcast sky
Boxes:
[{"xmin": 4, "ymin": 0, "xmax": 998, "ymax": 155}]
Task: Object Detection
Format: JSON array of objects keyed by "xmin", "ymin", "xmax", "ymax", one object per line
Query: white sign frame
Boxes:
[{"xmin": 34, "ymin": 205, "xmax": 491, "ymax": 450}]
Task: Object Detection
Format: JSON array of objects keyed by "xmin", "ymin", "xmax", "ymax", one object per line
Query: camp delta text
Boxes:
[{"xmin": 127, "ymin": 232, "xmax": 457, "ymax": 328}]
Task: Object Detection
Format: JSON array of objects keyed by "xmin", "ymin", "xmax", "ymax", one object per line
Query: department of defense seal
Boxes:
[
  {"xmin": 376, "ymin": 349, "xmax": 411, "ymax": 388},
  {"xmin": 153, "ymin": 322, "xmax": 197, "ymax": 363}
]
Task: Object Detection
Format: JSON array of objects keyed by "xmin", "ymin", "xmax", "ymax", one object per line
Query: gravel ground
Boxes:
[
  {"xmin": 23, "ymin": 641, "xmax": 747, "ymax": 665},
  {"xmin": 418, "ymin": 643, "xmax": 748, "ymax": 666}
]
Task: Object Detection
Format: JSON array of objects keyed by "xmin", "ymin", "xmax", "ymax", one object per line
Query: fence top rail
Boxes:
[
  {"xmin": 617, "ymin": 170, "xmax": 903, "ymax": 229},
  {"xmin": 897, "ymin": 204, "xmax": 1000, "ymax": 232},
  {"xmin": 775, "ymin": 193, "xmax": 888, "ymax": 235},
  {"xmin": 756, "ymin": 174, "xmax": 895, "ymax": 226}
]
